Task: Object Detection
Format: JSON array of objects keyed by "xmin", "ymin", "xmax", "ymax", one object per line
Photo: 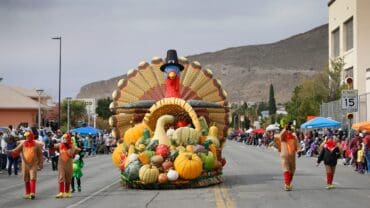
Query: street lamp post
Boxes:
[
  {"xmin": 36, "ymin": 89, "xmax": 44, "ymax": 130},
  {"xmin": 66, "ymin": 97, "xmax": 72, "ymax": 132},
  {"xmin": 52, "ymin": 36, "xmax": 62, "ymax": 129}
]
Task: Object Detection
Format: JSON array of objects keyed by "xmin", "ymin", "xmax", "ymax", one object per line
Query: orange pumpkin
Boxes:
[
  {"xmin": 123, "ymin": 123, "xmax": 149, "ymax": 146},
  {"xmin": 174, "ymin": 153, "xmax": 203, "ymax": 180}
]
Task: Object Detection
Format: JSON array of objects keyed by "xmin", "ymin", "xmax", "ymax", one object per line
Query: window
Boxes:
[
  {"xmin": 344, "ymin": 17, "xmax": 353, "ymax": 51},
  {"xmin": 332, "ymin": 28, "xmax": 340, "ymax": 57}
]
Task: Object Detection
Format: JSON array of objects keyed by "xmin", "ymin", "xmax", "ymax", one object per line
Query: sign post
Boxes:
[{"xmin": 341, "ymin": 90, "xmax": 358, "ymax": 143}]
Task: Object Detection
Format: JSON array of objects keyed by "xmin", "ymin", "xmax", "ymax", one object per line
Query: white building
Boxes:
[{"xmin": 328, "ymin": 0, "xmax": 370, "ymax": 122}]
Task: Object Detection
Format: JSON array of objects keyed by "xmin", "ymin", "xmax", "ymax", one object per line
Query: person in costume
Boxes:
[
  {"xmin": 160, "ymin": 49, "xmax": 184, "ymax": 98},
  {"xmin": 317, "ymin": 136, "xmax": 342, "ymax": 189},
  {"xmin": 275, "ymin": 122, "xmax": 299, "ymax": 191},
  {"xmin": 55, "ymin": 133, "xmax": 80, "ymax": 198},
  {"xmin": 7, "ymin": 131, "xmax": 43, "ymax": 199},
  {"xmin": 71, "ymin": 154, "xmax": 84, "ymax": 192}
]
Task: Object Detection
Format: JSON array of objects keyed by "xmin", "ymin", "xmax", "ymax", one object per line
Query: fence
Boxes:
[{"xmin": 320, "ymin": 92, "xmax": 370, "ymax": 127}]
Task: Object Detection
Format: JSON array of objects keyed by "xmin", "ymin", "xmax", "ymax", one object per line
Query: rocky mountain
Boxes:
[{"xmin": 77, "ymin": 24, "xmax": 328, "ymax": 104}]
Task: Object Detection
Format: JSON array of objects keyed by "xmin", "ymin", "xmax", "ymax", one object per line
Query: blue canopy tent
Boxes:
[
  {"xmin": 70, "ymin": 126, "xmax": 99, "ymax": 135},
  {"xmin": 300, "ymin": 117, "xmax": 341, "ymax": 129}
]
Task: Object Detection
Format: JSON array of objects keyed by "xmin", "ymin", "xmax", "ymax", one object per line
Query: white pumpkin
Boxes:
[
  {"xmin": 167, "ymin": 169, "xmax": 179, "ymax": 181},
  {"xmin": 128, "ymin": 153, "xmax": 139, "ymax": 163}
]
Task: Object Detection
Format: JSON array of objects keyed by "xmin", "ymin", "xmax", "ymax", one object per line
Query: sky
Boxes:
[{"xmin": 0, "ymin": 0, "xmax": 328, "ymax": 100}]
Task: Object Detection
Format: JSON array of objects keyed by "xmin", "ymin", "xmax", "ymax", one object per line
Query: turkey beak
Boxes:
[{"xmin": 168, "ymin": 71, "xmax": 177, "ymax": 79}]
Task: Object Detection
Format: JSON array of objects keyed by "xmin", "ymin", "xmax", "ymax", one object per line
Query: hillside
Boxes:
[{"xmin": 77, "ymin": 24, "xmax": 328, "ymax": 103}]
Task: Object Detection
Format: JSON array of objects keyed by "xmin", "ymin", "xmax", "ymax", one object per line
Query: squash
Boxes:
[
  {"xmin": 172, "ymin": 127, "xmax": 199, "ymax": 146},
  {"xmin": 162, "ymin": 160, "xmax": 173, "ymax": 171},
  {"xmin": 174, "ymin": 153, "xmax": 203, "ymax": 180},
  {"xmin": 167, "ymin": 169, "xmax": 179, "ymax": 181},
  {"xmin": 123, "ymin": 123, "xmax": 149, "ymax": 146},
  {"xmin": 138, "ymin": 144, "xmax": 146, "ymax": 152},
  {"xmin": 150, "ymin": 155, "xmax": 164, "ymax": 167},
  {"xmin": 209, "ymin": 144, "xmax": 217, "ymax": 161},
  {"xmin": 200, "ymin": 151, "xmax": 214, "ymax": 171},
  {"xmin": 146, "ymin": 140, "xmax": 158, "ymax": 151},
  {"xmin": 169, "ymin": 150, "xmax": 179, "ymax": 162},
  {"xmin": 186, "ymin": 145, "xmax": 194, "ymax": 153},
  {"xmin": 128, "ymin": 144, "xmax": 136, "ymax": 156},
  {"xmin": 193, "ymin": 145, "xmax": 206, "ymax": 154},
  {"xmin": 205, "ymin": 124, "xmax": 220, "ymax": 147},
  {"xmin": 138, "ymin": 152, "xmax": 150, "ymax": 165},
  {"xmin": 145, "ymin": 150, "xmax": 156, "ymax": 160},
  {"xmin": 158, "ymin": 173, "xmax": 168, "ymax": 184},
  {"xmin": 198, "ymin": 116, "xmax": 209, "ymax": 135},
  {"xmin": 152, "ymin": 115, "xmax": 175, "ymax": 146},
  {"xmin": 139, "ymin": 164, "xmax": 159, "ymax": 184},
  {"xmin": 124, "ymin": 160, "xmax": 141, "ymax": 180},
  {"xmin": 135, "ymin": 128, "xmax": 151, "ymax": 146},
  {"xmin": 156, "ymin": 144, "xmax": 170, "ymax": 158}
]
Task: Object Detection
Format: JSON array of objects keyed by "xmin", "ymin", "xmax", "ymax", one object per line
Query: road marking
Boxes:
[
  {"xmin": 213, "ymin": 184, "xmax": 236, "ymax": 208},
  {"xmin": 66, "ymin": 180, "xmax": 120, "ymax": 208}
]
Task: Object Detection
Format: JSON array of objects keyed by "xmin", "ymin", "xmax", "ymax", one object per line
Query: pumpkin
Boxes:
[
  {"xmin": 138, "ymin": 152, "xmax": 150, "ymax": 165},
  {"xmin": 158, "ymin": 173, "xmax": 168, "ymax": 184},
  {"xmin": 123, "ymin": 123, "xmax": 149, "ymax": 146},
  {"xmin": 162, "ymin": 160, "xmax": 173, "ymax": 171},
  {"xmin": 172, "ymin": 127, "xmax": 199, "ymax": 146},
  {"xmin": 174, "ymin": 153, "xmax": 203, "ymax": 180},
  {"xmin": 205, "ymin": 124, "xmax": 220, "ymax": 147},
  {"xmin": 124, "ymin": 160, "xmax": 141, "ymax": 180},
  {"xmin": 139, "ymin": 164, "xmax": 159, "ymax": 184},
  {"xmin": 200, "ymin": 151, "xmax": 214, "ymax": 171},
  {"xmin": 167, "ymin": 169, "xmax": 179, "ymax": 181},
  {"xmin": 152, "ymin": 115, "xmax": 175, "ymax": 146},
  {"xmin": 156, "ymin": 144, "xmax": 170, "ymax": 158},
  {"xmin": 150, "ymin": 155, "xmax": 164, "ymax": 167},
  {"xmin": 112, "ymin": 143, "xmax": 124, "ymax": 167}
]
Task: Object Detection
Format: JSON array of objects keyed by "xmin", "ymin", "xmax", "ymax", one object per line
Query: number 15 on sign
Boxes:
[{"xmin": 341, "ymin": 90, "xmax": 358, "ymax": 112}]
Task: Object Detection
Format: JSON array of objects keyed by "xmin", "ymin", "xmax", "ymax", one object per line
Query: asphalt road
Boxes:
[{"xmin": 0, "ymin": 141, "xmax": 369, "ymax": 208}]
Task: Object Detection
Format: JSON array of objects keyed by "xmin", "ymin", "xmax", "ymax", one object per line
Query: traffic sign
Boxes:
[{"xmin": 341, "ymin": 90, "xmax": 358, "ymax": 112}]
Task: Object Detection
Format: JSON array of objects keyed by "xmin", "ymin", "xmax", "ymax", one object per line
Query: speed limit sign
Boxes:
[{"xmin": 341, "ymin": 90, "xmax": 358, "ymax": 112}]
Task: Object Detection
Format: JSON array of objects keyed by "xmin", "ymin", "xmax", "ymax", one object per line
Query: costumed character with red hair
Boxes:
[
  {"xmin": 7, "ymin": 131, "xmax": 43, "ymax": 199},
  {"xmin": 55, "ymin": 133, "xmax": 80, "ymax": 198},
  {"xmin": 317, "ymin": 136, "xmax": 342, "ymax": 189},
  {"xmin": 275, "ymin": 122, "xmax": 299, "ymax": 191}
]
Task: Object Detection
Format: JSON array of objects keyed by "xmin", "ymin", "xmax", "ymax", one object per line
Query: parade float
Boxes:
[{"xmin": 110, "ymin": 50, "xmax": 229, "ymax": 189}]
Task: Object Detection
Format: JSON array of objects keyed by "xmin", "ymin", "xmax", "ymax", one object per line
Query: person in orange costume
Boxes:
[
  {"xmin": 7, "ymin": 131, "xmax": 43, "ymax": 199},
  {"xmin": 55, "ymin": 133, "xmax": 80, "ymax": 198},
  {"xmin": 275, "ymin": 123, "xmax": 299, "ymax": 191}
]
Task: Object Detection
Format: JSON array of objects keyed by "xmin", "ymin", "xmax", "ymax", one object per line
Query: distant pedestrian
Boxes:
[
  {"xmin": 317, "ymin": 136, "xmax": 342, "ymax": 189},
  {"xmin": 6, "ymin": 135, "xmax": 20, "ymax": 175}
]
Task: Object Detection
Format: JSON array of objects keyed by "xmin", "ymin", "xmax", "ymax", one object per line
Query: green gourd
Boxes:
[{"xmin": 124, "ymin": 160, "xmax": 141, "ymax": 180}]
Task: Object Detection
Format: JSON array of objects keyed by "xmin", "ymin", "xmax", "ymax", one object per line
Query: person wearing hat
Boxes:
[
  {"xmin": 160, "ymin": 49, "xmax": 184, "ymax": 98},
  {"xmin": 274, "ymin": 122, "xmax": 299, "ymax": 191},
  {"xmin": 317, "ymin": 136, "xmax": 342, "ymax": 189},
  {"xmin": 7, "ymin": 131, "xmax": 43, "ymax": 199},
  {"xmin": 55, "ymin": 133, "xmax": 80, "ymax": 198}
]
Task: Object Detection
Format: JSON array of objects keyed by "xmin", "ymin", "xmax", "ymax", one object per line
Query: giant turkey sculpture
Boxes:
[{"xmin": 111, "ymin": 49, "xmax": 229, "ymax": 189}]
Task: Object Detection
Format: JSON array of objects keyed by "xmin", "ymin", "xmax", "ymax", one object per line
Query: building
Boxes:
[
  {"xmin": 0, "ymin": 85, "xmax": 50, "ymax": 128},
  {"xmin": 328, "ymin": 0, "xmax": 370, "ymax": 122}
]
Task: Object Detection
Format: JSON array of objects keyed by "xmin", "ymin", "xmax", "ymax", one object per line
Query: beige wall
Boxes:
[
  {"xmin": 329, "ymin": 0, "xmax": 370, "ymax": 122},
  {"xmin": 0, "ymin": 109, "xmax": 37, "ymax": 127}
]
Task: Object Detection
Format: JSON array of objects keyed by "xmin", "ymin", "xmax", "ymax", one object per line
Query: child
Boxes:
[
  {"xmin": 357, "ymin": 143, "xmax": 365, "ymax": 174},
  {"xmin": 317, "ymin": 136, "xmax": 341, "ymax": 189},
  {"xmin": 71, "ymin": 154, "xmax": 84, "ymax": 192}
]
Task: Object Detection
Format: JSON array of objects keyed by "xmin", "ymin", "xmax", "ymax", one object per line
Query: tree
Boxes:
[
  {"xmin": 285, "ymin": 58, "xmax": 344, "ymax": 126},
  {"xmin": 60, "ymin": 99, "xmax": 87, "ymax": 131},
  {"xmin": 96, "ymin": 97, "xmax": 113, "ymax": 119},
  {"xmin": 268, "ymin": 84, "xmax": 277, "ymax": 115}
]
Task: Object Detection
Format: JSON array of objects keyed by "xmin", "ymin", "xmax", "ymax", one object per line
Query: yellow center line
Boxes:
[{"xmin": 213, "ymin": 184, "xmax": 236, "ymax": 208}]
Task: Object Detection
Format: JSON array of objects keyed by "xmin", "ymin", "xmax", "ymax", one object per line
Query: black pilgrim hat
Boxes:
[{"xmin": 160, "ymin": 49, "xmax": 184, "ymax": 71}]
